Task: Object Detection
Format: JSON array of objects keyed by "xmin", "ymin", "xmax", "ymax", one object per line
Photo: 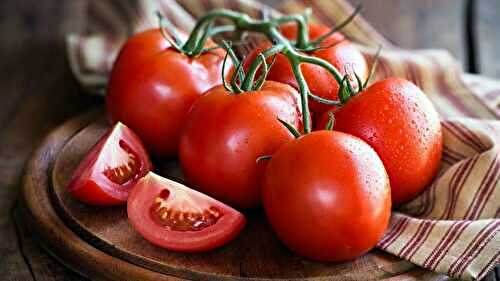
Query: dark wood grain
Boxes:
[
  {"xmin": 0, "ymin": 0, "xmax": 96, "ymax": 280},
  {"xmin": 12, "ymin": 207, "xmax": 88, "ymax": 281},
  {"xmin": 19, "ymin": 109, "xmax": 187, "ymax": 281}
]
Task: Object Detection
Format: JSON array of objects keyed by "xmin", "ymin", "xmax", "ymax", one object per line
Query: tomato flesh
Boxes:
[
  {"xmin": 102, "ymin": 140, "xmax": 141, "ymax": 184},
  {"xmin": 150, "ymin": 188, "xmax": 221, "ymax": 232},
  {"xmin": 67, "ymin": 122, "xmax": 152, "ymax": 205},
  {"xmin": 127, "ymin": 172, "xmax": 246, "ymax": 252}
]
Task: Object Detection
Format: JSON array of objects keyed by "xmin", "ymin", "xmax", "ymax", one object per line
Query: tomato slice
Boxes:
[
  {"xmin": 67, "ymin": 122, "xmax": 152, "ymax": 205},
  {"xmin": 127, "ymin": 172, "xmax": 246, "ymax": 252}
]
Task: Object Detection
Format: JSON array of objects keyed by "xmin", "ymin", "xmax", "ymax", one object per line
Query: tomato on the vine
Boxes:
[
  {"xmin": 127, "ymin": 172, "xmax": 245, "ymax": 252},
  {"xmin": 262, "ymin": 130, "xmax": 391, "ymax": 261},
  {"xmin": 179, "ymin": 81, "xmax": 302, "ymax": 209},
  {"xmin": 106, "ymin": 28, "xmax": 228, "ymax": 157},
  {"xmin": 67, "ymin": 122, "xmax": 152, "ymax": 205},
  {"xmin": 244, "ymin": 23, "xmax": 367, "ymax": 114},
  {"xmin": 317, "ymin": 77, "xmax": 443, "ymax": 205}
]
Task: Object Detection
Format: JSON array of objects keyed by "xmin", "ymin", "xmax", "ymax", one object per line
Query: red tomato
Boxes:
[
  {"xmin": 127, "ymin": 172, "xmax": 245, "ymax": 252},
  {"xmin": 106, "ymin": 28, "xmax": 228, "ymax": 157},
  {"xmin": 244, "ymin": 23, "xmax": 368, "ymax": 114},
  {"xmin": 262, "ymin": 130, "xmax": 391, "ymax": 261},
  {"xmin": 317, "ymin": 78, "xmax": 443, "ymax": 205},
  {"xmin": 67, "ymin": 122, "xmax": 152, "ymax": 205},
  {"xmin": 179, "ymin": 81, "xmax": 302, "ymax": 209}
]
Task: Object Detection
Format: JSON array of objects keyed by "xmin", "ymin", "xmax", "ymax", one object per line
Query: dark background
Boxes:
[{"xmin": 0, "ymin": 0, "xmax": 498, "ymax": 280}]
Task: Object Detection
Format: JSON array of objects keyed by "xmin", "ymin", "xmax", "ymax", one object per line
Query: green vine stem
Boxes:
[
  {"xmin": 241, "ymin": 44, "xmax": 284, "ymax": 91},
  {"xmin": 178, "ymin": 9, "xmax": 356, "ymax": 134},
  {"xmin": 221, "ymin": 40, "xmax": 275, "ymax": 94},
  {"xmin": 310, "ymin": 4, "xmax": 361, "ymax": 47}
]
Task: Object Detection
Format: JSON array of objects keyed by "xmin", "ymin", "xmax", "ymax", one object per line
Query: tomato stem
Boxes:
[
  {"xmin": 254, "ymin": 55, "xmax": 277, "ymax": 90},
  {"xmin": 354, "ymin": 71, "xmax": 364, "ymax": 94},
  {"xmin": 309, "ymin": 92, "xmax": 342, "ymax": 106},
  {"xmin": 363, "ymin": 45, "xmax": 383, "ymax": 90},
  {"xmin": 241, "ymin": 44, "xmax": 284, "ymax": 91},
  {"xmin": 156, "ymin": 11, "xmax": 183, "ymax": 52},
  {"xmin": 309, "ymin": 4, "xmax": 362, "ymax": 47},
  {"xmin": 325, "ymin": 111, "xmax": 335, "ymax": 130},
  {"xmin": 179, "ymin": 8, "xmax": 360, "ymax": 134},
  {"xmin": 221, "ymin": 45, "xmax": 232, "ymax": 92},
  {"xmin": 252, "ymin": 54, "xmax": 270, "ymax": 91},
  {"xmin": 270, "ymin": 10, "xmax": 311, "ymax": 49},
  {"xmin": 191, "ymin": 21, "xmax": 214, "ymax": 55},
  {"xmin": 278, "ymin": 118, "xmax": 301, "ymax": 138},
  {"xmin": 338, "ymin": 76, "xmax": 349, "ymax": 104},
  {"xmin": 207, "ymin": 25, "xmax": 236, "ymax": 36},
  {"xmin": 230, "ymin": 62, "xmax": 244, "ymax": 94},
  {"xmin": 289, "ymin": 62, "xmax": 311, "ymax": 133}
]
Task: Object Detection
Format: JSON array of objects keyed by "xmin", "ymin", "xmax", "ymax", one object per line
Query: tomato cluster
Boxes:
[
  {"xmin": 244, "ymin": 23, "xmax": 368, "ymax": 115},
  {"xmin": 66, "ymin": 9, "xmax": 442, "ymax": 260}
]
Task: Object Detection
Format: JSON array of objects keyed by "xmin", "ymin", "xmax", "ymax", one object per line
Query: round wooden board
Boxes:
[{"xmin": 21, "ymin": 108, "xmax": 415, "ymax": 281}]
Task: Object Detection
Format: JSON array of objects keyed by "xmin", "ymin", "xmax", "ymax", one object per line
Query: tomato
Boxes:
[
  {"xmin": 244, "ymin": 23, "xmax": 368, "ymax": 114},
  {"xmin": 67, "ymin": 122, "xmax": 152, "ymax": 205},
  {"xmin": 317, "ymin": 78, "xmax": 443, "ymax": 205},
  {"xmin": 262, "ymin": 130, "xmax": 391, "ymax": 261},
  {"xmin": 127, "ymin": 172, "xmax": 245, "ymax": 252},
  {"xmin": 106, "ymin": 28, "xmax": 228, "ymax": 158},
  {"xmin": 179, "ymin": 81, "xmax": 302, "ymax": 209}
]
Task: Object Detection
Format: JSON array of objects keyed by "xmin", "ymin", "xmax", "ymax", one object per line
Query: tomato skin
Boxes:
[
  {"xmin": 179, "ymin": 81, "xmax": 302, "ymax": 209},
  {"xmin": 244, "ymin": 23, "xmax": 367, "ymax": 114},
  {"xmin": 262, "ymin": 130, "xmax": 391, "ymax": 261},
  {"xmin": 127, "ymin": 172, "xmax": 245, "ymax": 252},
  {"xmin": 106, "ymin": 29, "xmax": 228, "ymax": 158},
  {"xmin": 317, "ymin": 78, "xmax": 443, "ymax": 205},
  {"xmin": 70, "ymin": 180, "xmax": 123, "ymax": 206},
  {"xmin": 68, "ymin": 123, "xmax": 152, "ymax": 206}
]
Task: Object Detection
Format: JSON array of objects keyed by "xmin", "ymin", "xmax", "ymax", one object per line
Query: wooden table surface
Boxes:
[{"xmin": 0, "ymin": 1, "xmax": 498, "ymax": 280}]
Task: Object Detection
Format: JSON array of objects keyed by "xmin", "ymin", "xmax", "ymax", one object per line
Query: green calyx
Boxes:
[
  {"xmin": 158, "ymin": 6, "xmax": 369, "ymax": 136},
  {"xmin": 337, "ymin": 45, "xmax": 382, "ymax": 104},
  {"xmin": 221, "ymin": 41, "xmax": 279, "ymax": 94},
  {"xmin": 278, "ymin": 118, "xmax": 301, "ymax": 138},
  {"xmin": 156, "ymin": 11, "xmax": 228, "ymax": 56},
  {"xmin": 240, "ymin": 44, "xmax": 283, "ymax": 91},
  {"xmin": 325, "ymin": 111, "xmax": 335, "ymax": 131}
]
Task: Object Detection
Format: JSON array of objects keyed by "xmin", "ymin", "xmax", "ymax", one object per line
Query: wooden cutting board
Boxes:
[{"xmin": 20, "ymin": 108, "xmax": 416, "ymax": 281}]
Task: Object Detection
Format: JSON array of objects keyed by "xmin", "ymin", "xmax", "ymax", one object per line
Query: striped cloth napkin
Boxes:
[{"xmin": 67, "ymin": 0, "xmax": 499, "ymax": 279}]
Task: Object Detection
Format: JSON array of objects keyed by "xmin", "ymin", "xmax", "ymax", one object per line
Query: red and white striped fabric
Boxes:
[{"xmin": 66, "ymin": 0, "xmax": 500, "ymax": 279}]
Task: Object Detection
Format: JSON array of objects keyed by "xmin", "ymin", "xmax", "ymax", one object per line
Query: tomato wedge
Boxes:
[
  {"xmin": 127, "ymin": 172, "xmax": 246, "ymax": 252},
  {"xmin": 67, "ymin": 122, "xmax": 152, "ymax": 205}
]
